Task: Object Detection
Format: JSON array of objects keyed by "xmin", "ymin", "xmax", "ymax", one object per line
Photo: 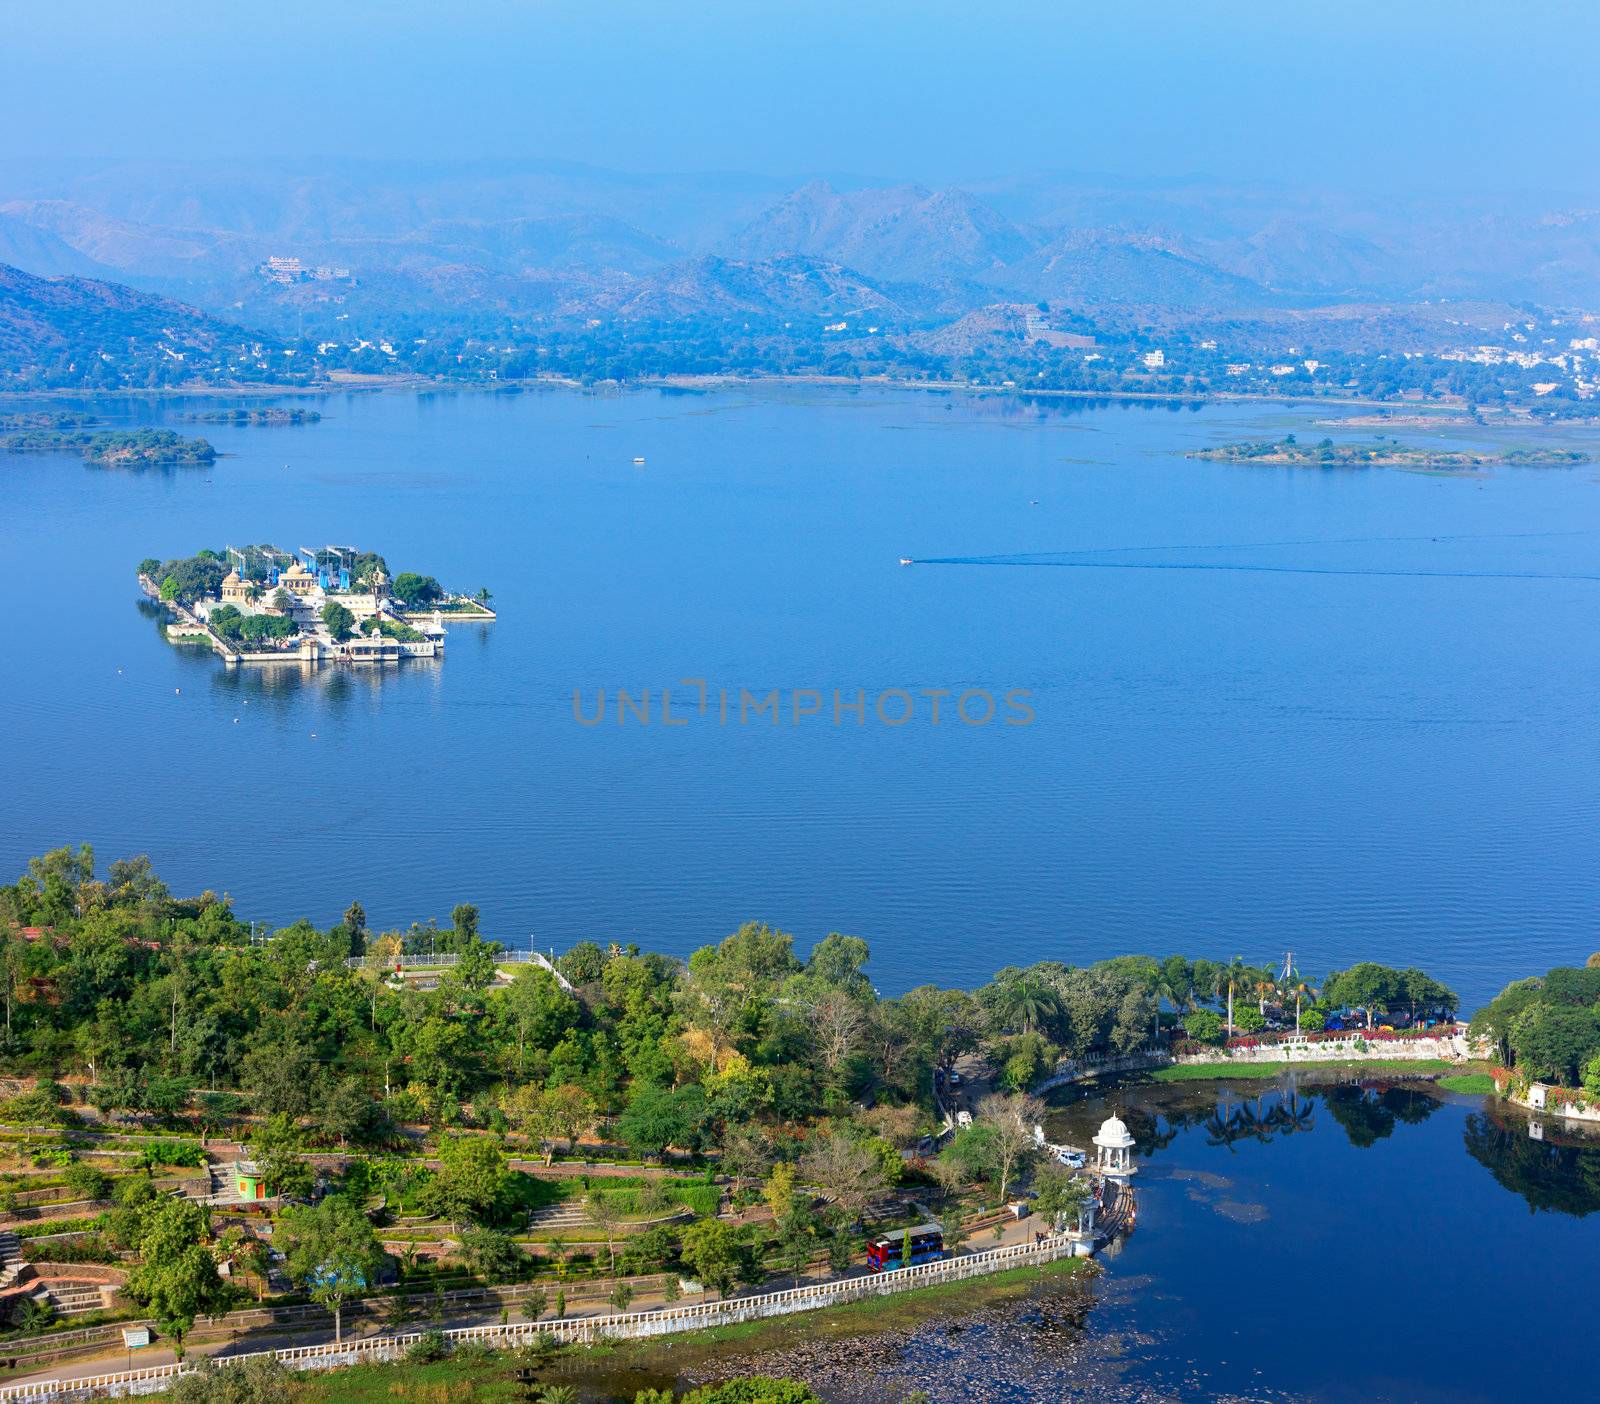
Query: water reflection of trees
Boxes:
[
  {"xmin": 1200, "ymin": 1084, "xmax": 1320, "ymax": 1152},
  {"xmin": 1136, "ymin": 1081, "xmax": 1448, "ymax": 1154},
  {"xmin": 1058, "ymin": 1076, "xmax": 1451, "ymax": 1159},
  {"xmin": 1317, "ymin": 1084, "xmax": 1443, "ymax": 1149},
  {"xmin": 1463, "ymin": 1112, "xmax": 1600, "ymax": 1217}
]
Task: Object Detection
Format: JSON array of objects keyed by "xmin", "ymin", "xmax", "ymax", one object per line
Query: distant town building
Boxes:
[
  {"xmin": 277, "ymin": 561, "xmax": 318, "ymax": 595},
  {"xmin": 220, "ymin": 570, "xmax": 250, "ymax": 606}
]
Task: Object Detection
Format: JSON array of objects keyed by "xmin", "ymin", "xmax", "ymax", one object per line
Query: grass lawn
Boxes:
[
  {"xmin": 289, "ymin": 1357, "xmax": 522, "ymax": 1403},
  {"xmin": 286, "ymin": 1256, "xmax": 1090, "ymax": 1401},
  {"xmin": 1151, "ymin": 1057, "xmax": 1454, "ymax": 1083},
  {"xmin": 1437, "ymin": 1073, "xmax": 1496, "ymax": 1095}
]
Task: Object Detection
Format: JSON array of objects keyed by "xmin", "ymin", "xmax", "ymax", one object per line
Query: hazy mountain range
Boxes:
[
  {"xmin": 0, "ymin": 261, "xmax": 248, "ymax": 370},
  {"xmin": 1, "ymin": 157, "xmax": 1598, "ymax": 339}
]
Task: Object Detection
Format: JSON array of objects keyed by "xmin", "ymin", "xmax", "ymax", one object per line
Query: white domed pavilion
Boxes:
[{"xmin": 1093, "ymin": 1112, "xmax": 1137, "ymax": 1178}]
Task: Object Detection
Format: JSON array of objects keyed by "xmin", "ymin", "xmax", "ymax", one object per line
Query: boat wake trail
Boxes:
[
  {"xmin": 908, "ymin": 529, "xmax": 1600, "ymax": 582},
  {"xmin": 910, "ymin": 557, "xmax": 1600, "ymax": 583}
]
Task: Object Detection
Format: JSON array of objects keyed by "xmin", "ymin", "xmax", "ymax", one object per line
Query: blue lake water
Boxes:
[
  {"xmin": 692, "ymin": 1076, "xmax": 1600, "ymax": 1403},
  {"xmin": 4, "ymin": 387, "xmax": 1600, "ymax": 1007},
  {"xmin": 1044, "ymin": 1078, "xmax": 1600, "ymax": 1403}
]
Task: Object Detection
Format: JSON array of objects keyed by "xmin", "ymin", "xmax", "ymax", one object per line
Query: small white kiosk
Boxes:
[{"xmin": 1093, "ymin": 1112, "xmax": 1137, "ymax": 1179}]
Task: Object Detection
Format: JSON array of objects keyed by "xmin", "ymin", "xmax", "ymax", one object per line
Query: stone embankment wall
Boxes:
[
  {"xmin": 1033, "ymin": 1033, "xmax": 1479, "ymax": 1095},
  {"xmin": 1199, "ymin": 1033, "xmax": 1474, "ymax": 1064},
  {"xmin": 1033, "ymin": 1050, "xmax": 1167, "ymax": 1095},
  {"xmin": 1516, "ymin": 1083, "xmax": 1600, "ymax": 1126},
  {"xmin": 0, "ymin": 1237, "xmax": 1076, "ymax": 1401}
]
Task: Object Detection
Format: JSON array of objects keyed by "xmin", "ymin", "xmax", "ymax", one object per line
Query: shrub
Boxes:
[
  {"xmin": 405, "ymin": 1329, "xmax": 448, "ymax": 1363},
  {"xmin": 1233, "ymin": 1008, "xmax": 1266, "ymax": 1035},
  {"xmin": 63, "ymin": 1163, "xmax": 111, "ymax": 1202},
  {"xmin": 167, "ymin": 1356, "xmax": 290, "ymax": 1404}
]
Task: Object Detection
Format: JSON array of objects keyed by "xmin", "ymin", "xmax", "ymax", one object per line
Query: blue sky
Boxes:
[{"xmin": 6, "ymin": 0, "xmax": 1598, "ymax": 195}]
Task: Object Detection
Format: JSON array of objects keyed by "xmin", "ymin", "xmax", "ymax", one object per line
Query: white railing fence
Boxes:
[{"xmin": 0, "ymin": 1237, "xmax": 1073, "ymax": 1401}]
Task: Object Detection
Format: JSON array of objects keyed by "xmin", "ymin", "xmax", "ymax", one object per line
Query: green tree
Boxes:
[
  {"xmin": 586, "ymin": 1187, "xmax": 625, "ymax": 1274},
  {"xmin": 460, "ymin": 1226, "xmax": 524, "ymax": 1284},
  {"xmin": 124, "ymin": 1199, "xmax": 225, "ymax": 1361},
  {"xmin": 804, "ymin": 933, "xmax": 873, "ymax": 999},
  {"xmin": 279, "ymin": 1195, "xmax": 385, "ymax": 1342},
  {"xmin": 497, "ymin": 966, "xmax": 582, "ymax": 1076},
  {"xmin": 1509, "ymin": 1003, "xmax": 1600, "ymax": 1086},
  {"xmin": 1324, "ymin": 963, "xmax": 1405, "ymax": 1028},
  {"xmin": 241, "ymin": 1039, "xmax": 317, "ymax": 1120},
  {"xmin": 426, "ymin": 1134, "xmax": 507, "ymax": 1228},
  {"xmin": 504, "ymin": 1083, "xmax": 594, "ymax": 1165},
  {"xmin": 392, "ymin": 573, "xmax": 444, "ymax": 607},
  {"xmin": 320, "ymin": 601, "xmax": 356, "ymax": 641},
  {"xmin": 678, "ymin": 1217, "xmax": 747, "ymax": 1300},
  {"xmin": 1215, "ymin": 956, "xmax": 1247, "ymax": 1034},
  {"xmin": 1030, "ymin": 1162, "xmax": 1090, "ymax": 1228},
  {"xmin": 64, "ymin": 1161, "xmax": 111, "ymax": 1202},
  {"xmin": 248, "ymin": 1115, "xmax": 315, "ymax": 1201},
  {"xmin": 316, "ymin": 1078, "xmax": 390, "ymax": 1148},
  {"xmin": 616, "ymin": 1083, "xmax": 706, "ymax": 1160},
  {"xmin": 976, "ymin": 1092, "xmax": 1042, "ymax": 1203}
]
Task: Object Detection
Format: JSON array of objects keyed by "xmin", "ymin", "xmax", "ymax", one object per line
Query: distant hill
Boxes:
[
  {"xmin": 3, "ymin": 157, "xmax": 1600, "ymax": 318},
  {"xmin": 391, "ymin": 213, "xmax": 682, "ymax": 275},
  {"xmin": 589, "ymin": 254, "xmax": 910, "ymax": 323},
  {"xmin": 0, "ymin": 200, "xmax": 254, "ymax": 282},
  {"xmin": 0, "ymin": 262, "xmax": 253, "ymax": 386},
  {"xmin": 723, "ymin": 180, "xmax": 1037, "ymax": 283},
  {"xmin": 0, "ymin": 211, "xmax": 117, "ymax": 280},
  {"xmin": 1008, "ymin": 229, "xmax": 1277, "ymax": 311}
]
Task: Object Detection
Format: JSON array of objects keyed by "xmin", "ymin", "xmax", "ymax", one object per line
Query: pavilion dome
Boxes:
[{"xmin": 1094, "ymin": 1113, "xmax": 1134, "ymax": 1149}]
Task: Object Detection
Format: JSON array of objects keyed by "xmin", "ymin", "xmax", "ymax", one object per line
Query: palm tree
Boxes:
[
  {"xmin": 1213, "ymin": 956, "xmax": 1246, "ymax": 1034},
  {"xmin": 1150, "ymin": 969, "xmax": 1189, "ymax": 1046},
  {"xmin": 999, "ymin": 975, "xmax": 1059, "ymax": 1035},
  {"xmin": 1253, "ymin": 973, "xmax": 1276, "ymax": 1018},
  {"xmin": 1283, "ymin": 975, "xmax": 1317, "ymax": 1036}
]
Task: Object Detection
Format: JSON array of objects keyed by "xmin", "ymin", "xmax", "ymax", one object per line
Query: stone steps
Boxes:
[
  {"xmin": 0, "ymin": 1231, "xmax": 27, "ymax": 1288},
  {"xmin": 525, "ymin": 1203, "xmax": 590, "ymax": 1229}
]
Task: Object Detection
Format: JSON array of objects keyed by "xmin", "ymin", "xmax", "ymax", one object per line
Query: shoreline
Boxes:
[
  {"xmin": 283, "ymin": 1256, "xmax": 1093, "ymax": 1403},
  {"xmin": 1147, "ymin": 1055, "xmax": 1464, "ymax": 1082},
  {"xmin": 2, "ymin": 371, "xmax": 1581, "ymax": 422}
]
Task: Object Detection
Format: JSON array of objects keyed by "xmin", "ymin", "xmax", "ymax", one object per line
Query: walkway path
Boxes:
[{"xmin": 2, "ymin": 1214, "xmax": 1054, "ymax": 1392}]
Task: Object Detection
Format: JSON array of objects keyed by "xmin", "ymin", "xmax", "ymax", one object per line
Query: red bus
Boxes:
[{"xmin": 865, "ymin": 1222, "xmax": 945, "ymax": 1271}]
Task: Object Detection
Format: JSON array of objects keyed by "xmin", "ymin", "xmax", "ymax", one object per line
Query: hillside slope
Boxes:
[{"xmin": 0, "ymin": 262, "xmax": 254, "ymax": 386}]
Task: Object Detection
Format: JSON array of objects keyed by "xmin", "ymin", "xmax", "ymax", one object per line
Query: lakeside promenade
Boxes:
[{"xmin": 0, "ymin": 1231, "xmax": 1077, "ymax": 1401}]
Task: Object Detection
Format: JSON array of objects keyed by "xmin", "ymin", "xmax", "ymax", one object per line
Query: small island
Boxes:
[
  {"xmin": 1189, "ymin": 434, "xmax": 1596, "ymax": 470},
  {"xmin": 179, "ymin": 407, "xmax": 322, "ymax": 426},
  {"xmin": 1, "ymin": 426, "xmax": 217, "ymax": 467},
  {"xmin": 139, "ymin": 544, "xmax": 494, "ymax": 667},
  {"xmin": 0, "ymin": 411, "xmax": 99, "ymax": 431}
]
